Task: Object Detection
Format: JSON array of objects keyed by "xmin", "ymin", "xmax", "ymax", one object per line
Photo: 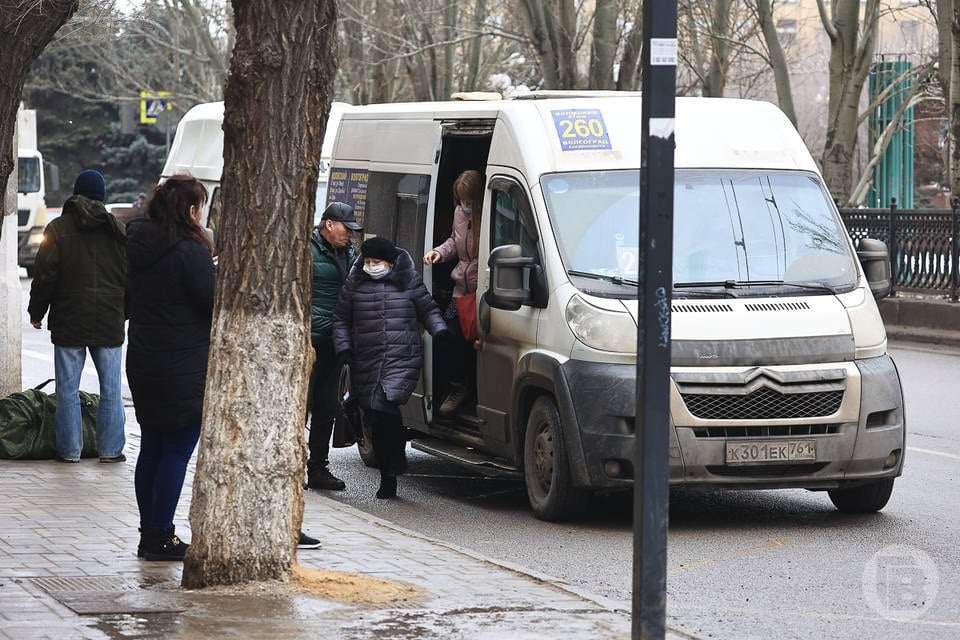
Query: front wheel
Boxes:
[
  {"xmin": 828, "ymin": 478, "xmax": 895, "ymax": 513},
  {"xmin": 523, "ymin": 396, "xmax": 587, "ymax": 521}
]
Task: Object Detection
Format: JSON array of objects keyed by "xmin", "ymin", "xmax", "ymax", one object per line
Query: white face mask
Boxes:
[
  {"xmin": 363, "ymin": 263, "xmax": 389, "ymax": 278},
  {"xmin": 461, "ymin": 204, "xmax": 473, "ymax": 215}
]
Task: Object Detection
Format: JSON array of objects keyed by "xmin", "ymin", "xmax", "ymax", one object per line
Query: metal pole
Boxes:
[
  {"xmin": 634, "ymin": 0, "xmax": 677, "ymax": 637},
  {"xmin": 888, "ymin": 197, "xmax": 898, "ymax": 296},
  {"xmin": 952, "ymin": 197, "xmax": 959, "ymax": 303}
]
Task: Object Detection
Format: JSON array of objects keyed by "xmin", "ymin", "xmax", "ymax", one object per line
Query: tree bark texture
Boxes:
[
  {"xmin": 0, "ymin": 0, "xmax": 78, "ymax": 227},
  {"xmin": 181, "ymin": 0, "xmax": 337, "ymax": 588},
  {"xmin": 820, "ymin": 0, "xmax": 880, "ymax": 204}
]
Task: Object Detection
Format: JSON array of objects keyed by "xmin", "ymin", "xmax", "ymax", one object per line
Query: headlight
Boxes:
[{"xmin": 565, "ymin": 294, "xmax": 637, "ymax": 352}]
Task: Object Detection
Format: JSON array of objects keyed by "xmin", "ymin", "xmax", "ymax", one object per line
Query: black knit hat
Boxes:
[
  {"xmin": 73, "ymin": 169, "xmax": 106, "ymax": 202},
  {"xmin": 361, "ymin": 236, "xmax": 399, "ymax": 263}
]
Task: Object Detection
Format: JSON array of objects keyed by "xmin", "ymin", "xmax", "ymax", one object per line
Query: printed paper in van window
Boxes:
[{"xmin": 551, "ymin": 109, "xmax": 612, "ymax": 151}]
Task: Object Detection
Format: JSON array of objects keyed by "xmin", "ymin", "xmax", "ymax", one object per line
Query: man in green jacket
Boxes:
[
  {"xmin": 306, "ymin": 202, "xmax": 362, "ymax": 490},
  {"xmin": 28, "ymin": 169, "xmax": 127, "ymax": 463}
]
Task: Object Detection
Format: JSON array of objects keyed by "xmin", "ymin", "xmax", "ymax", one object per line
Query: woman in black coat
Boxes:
[
  {"xmin": 333, "ymin": 236, "xmax": 448, "ymax": 498},
  {"xmin": 126, "ymin": 175, "xmax": 215, "ymax": 560}
]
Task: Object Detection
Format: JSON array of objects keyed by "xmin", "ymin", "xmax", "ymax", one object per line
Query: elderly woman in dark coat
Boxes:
[
  {"xmin": 126, "ymin": 174, "xmax": 215, "ymax": 560},
  {"xmin": 333, "ymin": 236, "xmax": 448, "ymax": 499}
]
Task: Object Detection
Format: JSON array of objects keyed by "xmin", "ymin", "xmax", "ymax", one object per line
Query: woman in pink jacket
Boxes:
[{"xmin": 423, "ymin": 169, "xmax": 482, "ymax": 416}]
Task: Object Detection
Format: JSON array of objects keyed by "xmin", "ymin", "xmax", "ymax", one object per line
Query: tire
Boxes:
[
  {"xmin": 828, "ymin": 478, "xmax": 895, "ymax": 513},
  {"xmin": 357, "ymin": 422, "xmax": 377, "ymax": 468},
  {"xmin": 523, "ymin": 396, "xmax": 587, "ymax": 521},
  {"xmin": 25, "ymin": 266, "xmax": 35, "ymax": 278}
]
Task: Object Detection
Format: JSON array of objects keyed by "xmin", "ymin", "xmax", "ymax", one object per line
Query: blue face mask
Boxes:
[{"xmin": 461, "ymin": 204, "xmax": 473, "ymax": 215}]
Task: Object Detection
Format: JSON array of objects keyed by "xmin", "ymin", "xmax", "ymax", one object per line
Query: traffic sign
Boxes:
[{"xmin": 140, "ymin": 91, "xmax": 171, "ymax": 124}]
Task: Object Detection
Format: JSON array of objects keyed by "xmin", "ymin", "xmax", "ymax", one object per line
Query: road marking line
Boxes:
[
  {"xmin": 668, "ymin": 559, "xmax": 715, "ymax": 574},
  {"xmin": 733, "ymin": 539, "xmax": 790, "ymax": 557},
  {"xmin": 907, "ymin": 446, "xmax": 960, "ymax": 461}
]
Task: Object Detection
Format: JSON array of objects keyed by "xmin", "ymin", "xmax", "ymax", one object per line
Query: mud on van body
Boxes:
[{"xmin": 327, "ymin": 93, "xmax": 905, "ymax": 521}]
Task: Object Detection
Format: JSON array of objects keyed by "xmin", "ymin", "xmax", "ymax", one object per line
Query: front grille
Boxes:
[
  {"xmin": 18, "ymin": 208, "xmax": 30, "ymax": 226},
  {"xmin": 706, "ymin": 462, "xmax": 828, "ymax": 477},
  {"xmin": 682, "ymin": 387, "xmax": 843, "ymax": 420},
  {"xmin": 692, "ymin": 424, "xmax": 840, "ymax": 438}
]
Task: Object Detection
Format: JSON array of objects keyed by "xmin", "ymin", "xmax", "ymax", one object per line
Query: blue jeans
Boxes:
[
  {"xmin": 54, "ymin": 345, "xmax": 126, "ymax": 460},
  {"xmin": 135, "ymin": 424, "xmax": 201, "ymax": 532}
]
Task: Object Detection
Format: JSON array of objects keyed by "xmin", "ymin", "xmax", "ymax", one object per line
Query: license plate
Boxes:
[{"xmin": 725, "ymin": 439, "xmax": 816, "ymax": 465}]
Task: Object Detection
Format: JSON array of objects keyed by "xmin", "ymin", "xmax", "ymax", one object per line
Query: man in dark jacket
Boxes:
[
  {"xmin": 28, "ymin": 169, "xmax": 127, "ymax": 463},
  {"xmin": 306, "ymin": 202, "xmax": 363, "ymax": 490}
]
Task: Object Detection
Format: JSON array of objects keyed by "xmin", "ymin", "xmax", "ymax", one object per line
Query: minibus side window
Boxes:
[{"xmin": 491, "ymin": 184, "xmax": 539, "ymax": 263}]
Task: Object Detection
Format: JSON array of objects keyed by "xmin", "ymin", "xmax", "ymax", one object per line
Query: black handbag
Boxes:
[{"xmin": 332, "ymin": 364, "xmax": 363, "ymax": 448}]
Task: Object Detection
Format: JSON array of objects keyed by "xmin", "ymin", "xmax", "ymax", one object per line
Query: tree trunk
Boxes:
[
  {"xmin": 589, "ymin": 0, "xmax": 617, "ymax": 89},
  {"xmin": 616, "ymin": 11, "xmax": 643, "ymax": 91},
  {"xmin": 518, "ymin": 0, "xmax": 560, "ymax": 88},
  {"xmin": 756, "ymin": 0, "xmax": 797, "ymax": 126},
  {"xmin": 464, "ymin": 0, "xmax": 486, "ymax": 91},
  {"xmin": 0, "ymin": 0, "xmax": 78, "ymax": 225},
  {"xmin": 820, "ymin": 0, "xmax": 880, "ymax": 204},
  {"xmin": 181, "ymin": 0, "xmax": 337, "ymax": 588},
  {"xmin": 703, "ymin": 0, "xmax": 731, "ymax": 97}
]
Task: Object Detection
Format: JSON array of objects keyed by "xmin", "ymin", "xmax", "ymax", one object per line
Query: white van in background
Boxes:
[
  {"xmin": 326, "ymin": 93, "xmax": 905, "ymax": 521},
  {"xmin": 159, "ymin": 100, "xmax": 350, "ymax": 248}
]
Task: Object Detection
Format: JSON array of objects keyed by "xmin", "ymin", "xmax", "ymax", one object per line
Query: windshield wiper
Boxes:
[
  {"xmin": 674, "ymin": 279, "xmax": 837, "ymax": 294},
  {"xmin": 568, "ymin": 269, "xmax": 639, "ymax": 287}
]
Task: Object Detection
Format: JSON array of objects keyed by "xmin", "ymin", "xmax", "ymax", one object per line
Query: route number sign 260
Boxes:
[{"xmin": 551, "ymin": 109, "xmax": 612, "ymax": 151}]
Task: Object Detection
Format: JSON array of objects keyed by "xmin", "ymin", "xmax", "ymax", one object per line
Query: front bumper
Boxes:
[{"xmin": 559, "ymin": 354, "xmax": 905, "ymax": 491}]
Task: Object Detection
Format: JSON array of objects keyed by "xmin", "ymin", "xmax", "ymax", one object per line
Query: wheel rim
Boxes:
[{"xmin": 531, "ymin": 423, "xmax": 554, "ymax": 496}]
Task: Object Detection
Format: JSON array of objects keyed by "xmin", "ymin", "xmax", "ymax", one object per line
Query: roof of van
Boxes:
[
  {"xmin": 160, "ymin": 101, "xmax": 351, "ymax": 182},
  {"xmin": 335, "ymin": 95, "xmax": 819, "ymax": 175}
]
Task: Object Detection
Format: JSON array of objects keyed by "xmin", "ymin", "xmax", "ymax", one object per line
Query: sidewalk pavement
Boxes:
[{"xmin": 0, "ymin": 406, "xmax": 687, "ymax": 640}]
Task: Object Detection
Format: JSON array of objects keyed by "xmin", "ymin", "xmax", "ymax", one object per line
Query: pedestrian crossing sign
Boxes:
[{"xmin": 140, "ymin": 91, "xmax": 171, "ymax": 124}]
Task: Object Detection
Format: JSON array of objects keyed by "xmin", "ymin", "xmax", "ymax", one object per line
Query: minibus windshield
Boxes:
[{"xmin": 541, "ymin": 169, "xmax": 858, "ymax": 298}]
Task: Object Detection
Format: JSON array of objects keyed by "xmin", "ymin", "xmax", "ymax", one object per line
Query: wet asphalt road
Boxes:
[{"xmin": 324, "ymin": 341, "xmax": 960, "ymax": 640}]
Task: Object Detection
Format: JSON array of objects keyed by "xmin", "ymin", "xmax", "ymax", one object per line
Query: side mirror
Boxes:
[
  {"xmin": 487, "ymin": 244, "xmax": 532, "ymax": 311},
  {"xmin": 45, "ymin": 161, "xmax": 60, "ymax": 192},
  {"xmin": 856, "ymin": 237, "xmax": 892, "ymax": 299}
]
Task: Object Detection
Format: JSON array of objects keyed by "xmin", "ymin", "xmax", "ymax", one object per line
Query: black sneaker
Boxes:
[
  {"xmin": 54, "ymin": 454, "xmax": 80, "ymax": 463},
  {"xmin": 306, "ymin": 467, "xmax": 346, "ymax": 491},
  {"xmin": 298, "ymin": 532, "xmax": 322, "ymax": 549},
  {"xmin": 99, "ymin": 454, "xmax": 126, "ymax": 463}
]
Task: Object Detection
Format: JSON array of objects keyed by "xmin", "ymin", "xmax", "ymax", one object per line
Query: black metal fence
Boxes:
[{"xmin": 839, "ymin": 199, "xmax": 960, "ymax": 301}]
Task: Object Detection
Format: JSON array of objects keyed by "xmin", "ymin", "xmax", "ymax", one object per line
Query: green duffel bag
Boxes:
[{"xmin": 0, "ymin": 379, "xmax": 99, "ymax": 460}]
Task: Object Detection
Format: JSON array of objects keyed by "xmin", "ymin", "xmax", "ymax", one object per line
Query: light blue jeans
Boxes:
[{"xmin": 54, "ymin": 345, "xmax": 126, "ymax": 460}]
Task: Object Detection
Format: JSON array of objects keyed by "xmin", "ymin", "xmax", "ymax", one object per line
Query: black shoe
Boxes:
[
  {"xmin": 99, "ymin": 454, "xmax": 126, "ymax": 463},
  {"xmin": 54, "ymin": 454, "xmax": 80, "ymax": 463},
  {"xmin": 306, "ymin": 467, "xmax": 346, "ymax": 491},
  {"xmin": 298, "ymin": 531, "xmax": 322, "ymax": 549},
  {"xmin": 143, "ymin": 527, "xmax": 189, "ymax": 561},
  {"xmin": 376, "ymin": 475, "xmax": 397, "ymax": 499}
]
